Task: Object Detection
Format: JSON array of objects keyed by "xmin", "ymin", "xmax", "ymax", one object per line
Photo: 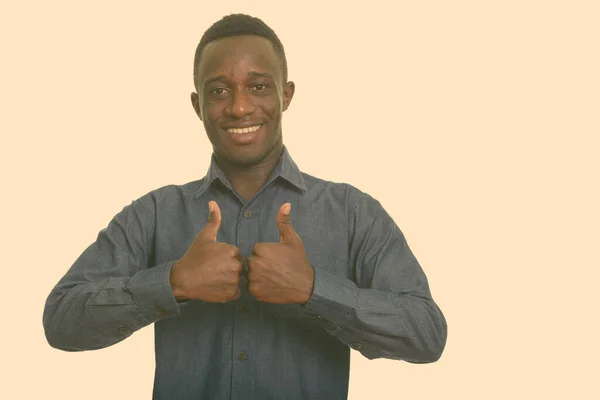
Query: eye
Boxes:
[
  {"xmin": 251, "ymin": 83, "xmax": 268, "ymax": 91},
  {"xmin": 210, "ymin": 88, "xmax": 229, "ymax": 96}
]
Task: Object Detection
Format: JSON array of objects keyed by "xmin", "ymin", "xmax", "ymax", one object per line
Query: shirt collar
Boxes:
[{"xmin": 194, "ymin": 145, "xmax": 307, "ymax": 198}]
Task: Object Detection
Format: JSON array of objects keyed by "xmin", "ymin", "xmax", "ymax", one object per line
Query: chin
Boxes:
[
  {"xmin": 227, "ymin": 149, "xmax": 270, "ymax": 167},
  {"xmin": 231, "ymin": 142, "xmax": 281, "ymax": 167}
]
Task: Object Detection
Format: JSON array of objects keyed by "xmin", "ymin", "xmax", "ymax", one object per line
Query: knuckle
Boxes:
[
  {"xmin": 201, "ymin": 221, "xmax": 216, "ymax": 233},
  {"xmin": 211, "ymin": 242, "xmax": 225, "ymax": 252},
  {"xmin": 248, "ymin": 282, "xmax": 257, "ymax": 295},
  {"xmin": 252, "ymin": 243, "xmax": 263, "ymax": 254},
  {"xmin": 228, "ymin": 246, "xmax": 240, "ymax": 258}
]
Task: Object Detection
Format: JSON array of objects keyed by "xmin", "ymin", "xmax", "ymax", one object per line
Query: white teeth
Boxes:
[{"xmin": 227, "ymin": 125, "xmax": 261, "ymax": 134}]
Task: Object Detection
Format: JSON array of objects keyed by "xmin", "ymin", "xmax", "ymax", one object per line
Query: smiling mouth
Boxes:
[{"xmin": 226, "ymin": 124, "xmax": 262, "ymax": 134}]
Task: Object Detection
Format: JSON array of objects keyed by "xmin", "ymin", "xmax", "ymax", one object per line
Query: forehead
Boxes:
[{"xmin": 197, "ymin": 35, "xmax": 282, "ymax": 82}]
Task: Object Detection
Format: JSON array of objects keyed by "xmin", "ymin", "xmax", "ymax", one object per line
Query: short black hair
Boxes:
[{"xmin": 193, "ymin": 14, "xmax": 288, "ymax": 89}]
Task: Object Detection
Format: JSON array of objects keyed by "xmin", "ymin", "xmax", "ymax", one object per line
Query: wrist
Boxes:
[
  {"xmin": 169, "ymin": 261, "xmax": 188, "ymax": 301},
  {"xmin": 298, "ymin": 265, "xmax": 315, "ymax": 304}
]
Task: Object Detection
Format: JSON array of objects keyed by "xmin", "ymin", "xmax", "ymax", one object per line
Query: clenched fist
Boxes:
[
  {"xmin": 246, "ymin": 203, "xmax": 315, "ymax": 304},
  {"xmin": 170, "ymin": 201, "xmax": 243, "ymax": 302}
]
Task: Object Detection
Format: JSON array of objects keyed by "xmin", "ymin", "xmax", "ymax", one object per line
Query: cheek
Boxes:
[
  {"xmin": 202, "ymin": 104, "xmax": 223, "ymax": 126},
  {"xmin": 260, "ymin": 97, "xmax": 282, "ymax": 119}
]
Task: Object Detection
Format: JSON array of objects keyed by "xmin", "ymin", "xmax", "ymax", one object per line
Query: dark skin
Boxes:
[
  {"xmin": 192, "ymin": 35, "xmax": 293, "ymax": 201},
  {"xmin": 170, "ymin": 35, "xmax": 314, "ymax": 304}
]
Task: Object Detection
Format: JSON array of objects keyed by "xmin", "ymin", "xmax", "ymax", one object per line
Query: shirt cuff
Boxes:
[
  {"xmin": 128, "ymin": 261, "xmax": 183, "ymax": 323},
  {"xmin": 303, "ymin": 266, "xmax": 357, "ymax": 328}
]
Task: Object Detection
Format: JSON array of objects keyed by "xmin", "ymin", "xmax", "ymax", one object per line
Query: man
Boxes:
[{"xmin": 43, "ymin": 13, "xmax": 447, "ymax": 400}]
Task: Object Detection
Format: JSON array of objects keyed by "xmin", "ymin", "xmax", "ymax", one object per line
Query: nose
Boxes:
[{"xmin": 226, "ymin": 88, "xmax": 256, "ymax": 118}]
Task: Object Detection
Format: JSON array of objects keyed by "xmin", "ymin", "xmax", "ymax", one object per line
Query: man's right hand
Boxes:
[{"xmin": 169, "ymin": 201, "xmax": 243, "ymax": 302}]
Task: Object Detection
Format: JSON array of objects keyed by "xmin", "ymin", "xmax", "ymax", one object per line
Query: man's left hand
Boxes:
[{"xmin": 246, "ymin": 203, "xmax": 315, "ymax": 304}]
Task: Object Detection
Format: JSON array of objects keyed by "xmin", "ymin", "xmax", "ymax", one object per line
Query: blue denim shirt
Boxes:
[{"xmin": 43, "ymin": 146, "xmax": 447, "ymax": 399}]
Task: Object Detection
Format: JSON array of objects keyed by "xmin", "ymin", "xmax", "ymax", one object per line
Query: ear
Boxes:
[
  {"xmin": 191, "ymin": 92, "xmax": 203, "ymax": 121},
  {"xmin": 282, "ymin": 81, "xmax": 295, "ymax": 112}
]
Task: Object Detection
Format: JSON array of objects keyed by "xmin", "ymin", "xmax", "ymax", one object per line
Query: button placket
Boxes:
[{"xmin": 229, "ymin": 202, "xmax": 259, "ymax": 398}]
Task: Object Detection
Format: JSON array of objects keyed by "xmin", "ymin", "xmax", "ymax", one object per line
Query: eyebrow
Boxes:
[
  {"xmin": 248, "ymin": 71, "xmax": 274, "ymax": 80},
  {"xmin": 203, "ymin": 75, "xmax": 226, "ymax": 86},
  {"xmin": 202, "ymin": 71, "xmax": 275, "ymax": 87}
]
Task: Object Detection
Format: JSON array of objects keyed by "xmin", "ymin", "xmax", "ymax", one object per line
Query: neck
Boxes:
[{"xmin": 215, "ymin": 143, "xmax": 284, "ymax": 201}]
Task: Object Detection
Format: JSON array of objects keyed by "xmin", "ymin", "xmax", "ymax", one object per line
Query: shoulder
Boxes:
[
  {"xmin": 132, "ymin": 179, "xmax": 206, "ymax": 211},
  {"xmin": 300, "ymin": 172, "xmax": 380, "ymax": 211}
]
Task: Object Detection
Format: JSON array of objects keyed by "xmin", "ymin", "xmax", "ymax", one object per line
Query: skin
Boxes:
[
  {"xmin": 246, "ymin": 202, "xmax": 315, "ymax": 304},
  {"xmin": 170, "ymin": 35, "xmax": 314, "ymax": 304},
  {"xmin": 170, "ymin": 201, "xmax": 244, "ymax": 303},
  {"xmin": 191, "ymin": 35, "xmax": 295, "ymax": 201}
]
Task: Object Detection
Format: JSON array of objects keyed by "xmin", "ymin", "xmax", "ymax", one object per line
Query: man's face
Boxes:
[{"xmin": 191, "ymin": 35, "xmax": 295, "ymax": 167}]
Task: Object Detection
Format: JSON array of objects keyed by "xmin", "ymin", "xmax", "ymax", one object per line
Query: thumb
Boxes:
[
  {"xmin": 198, "ymin": 201, "xmax": 221, "ymax": 242},
  {"xmin": 277, "ymin": 202, "xmax": 298, "ymax": 244}
]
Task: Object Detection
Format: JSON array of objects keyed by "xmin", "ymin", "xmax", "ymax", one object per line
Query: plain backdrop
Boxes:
[{"xmin": 1, "ymin": 1, "xmax": 598, "ymax": 399}]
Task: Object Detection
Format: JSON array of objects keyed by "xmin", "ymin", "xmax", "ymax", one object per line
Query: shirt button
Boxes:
[
  {"xmin": 350, "ymin": 342, "xmax": 363, "ymax": 350},
  {"xmin": 238, "ymin": 351, "xmax": 248, "ymax": 361},
  {"xmin": 117, "ymin": 327, "xmax": 131, "ymax": 335},
  {"xmin": 239, "ymin": 305, "xmax": 249, "ymax": 314},
  {"xmin": 155, "ymin": 308, "xmax": 167, "ymax": 317},
  {"xmin": 243, "ymin": 210, "xmax": 252, "ymax": 218}
]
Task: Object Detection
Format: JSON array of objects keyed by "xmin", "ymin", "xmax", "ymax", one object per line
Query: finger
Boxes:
[
  {"xmin": 276, "ymin": 202, "xmax": 298, "ymax": 244},
  {"xmin": 238, "ymin": 260, "xmax": 246, "ymax": 276},
  {"xmin": 247, "ymin": 281, "xmax": 258, "ymax": 298},
  {"xmin": 229, "ymin": 246, "xmax": 244, "ymax": 262},
  {"xmin": 197, "ymin": 201, "xmax": 221, "ymax": 243},
  {"xmin": 246, "ymin": 256, "xmax": 256, "ymax": 280},
  {"xmin": 251, "ymin": 242, "xmax": 264, "ymax": 256}
]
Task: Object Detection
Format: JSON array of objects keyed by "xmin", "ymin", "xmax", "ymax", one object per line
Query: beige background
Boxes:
[{"xmin": 1, "ymin": 1, "xmax": 598, "ymax": 399}]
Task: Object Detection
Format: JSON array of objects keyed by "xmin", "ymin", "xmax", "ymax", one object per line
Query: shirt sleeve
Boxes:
[
  {"xmin": 43, "ymin": 196, "xmax": 184, "ymax": 352},
  {"xmin": 303, "ymin": 193, "xmax": 448, "ymax": 363}
]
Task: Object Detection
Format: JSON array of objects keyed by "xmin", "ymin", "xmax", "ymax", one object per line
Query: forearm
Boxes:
[
  {"xmin": 304, "ymin": 267, "xmax": 447, "ymax": 363},
  {"xmin": 43, "ymin": 262, "xmax": 182, "ymax": 351}
]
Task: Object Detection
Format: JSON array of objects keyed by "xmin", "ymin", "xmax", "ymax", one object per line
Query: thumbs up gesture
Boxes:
[
  {"xmin": 170, "ymin": 201, "xmax": 244, "ymax": 302},
  {"xmin": 246, "ymin": 203, "xmax": 315, "ymax": 304}
]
